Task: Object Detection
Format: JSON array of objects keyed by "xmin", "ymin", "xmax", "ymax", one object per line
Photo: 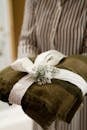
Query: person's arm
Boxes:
[
  {"xmin": 18, "ymin": 0, "xmax": 39, "ymax": 61},
  {"xmin": 81, "ymin": 22, "xmax": 87, "ymax": 56}
]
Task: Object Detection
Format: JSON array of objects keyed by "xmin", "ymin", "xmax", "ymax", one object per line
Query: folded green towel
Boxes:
[{"xmin": 0, "ymin": 54, "xmax": 87, "ymax": 129}]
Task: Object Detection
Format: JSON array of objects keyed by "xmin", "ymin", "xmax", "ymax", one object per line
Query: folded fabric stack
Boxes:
[{"xmin": 0, "ymin": 50, "xmax": 87, "ymax": 129}]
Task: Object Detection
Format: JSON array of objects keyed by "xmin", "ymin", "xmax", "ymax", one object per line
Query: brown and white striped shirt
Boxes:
[{"xmin": 18, "ymin": 0, "xmax": 87, "ymax": 130}]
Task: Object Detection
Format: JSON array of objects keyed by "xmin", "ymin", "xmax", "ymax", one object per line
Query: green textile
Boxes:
[{"xmin": 0, "ymin": 55, "xmax": 87, "ymax": 129}]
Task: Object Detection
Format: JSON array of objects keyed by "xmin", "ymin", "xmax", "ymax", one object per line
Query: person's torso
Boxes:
[{"xmin": 35, "ymin": 0, "xmax": 87, "ymax": 55}]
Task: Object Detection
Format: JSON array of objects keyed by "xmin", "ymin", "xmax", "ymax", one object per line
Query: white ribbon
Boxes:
[{"xmin": 9, "ymin": 50, "xmax": 87, "ymax": 105}]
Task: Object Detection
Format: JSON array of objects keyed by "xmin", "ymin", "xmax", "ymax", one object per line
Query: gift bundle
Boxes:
[{"xmin": 0, "ymin": 50, "xmax": 87, "ymax": 129}]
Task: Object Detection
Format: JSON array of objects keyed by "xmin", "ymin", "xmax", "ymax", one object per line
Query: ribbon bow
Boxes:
[{"xmin": 9, "ymin": 50, "xmax": 87, "ymax": 105}]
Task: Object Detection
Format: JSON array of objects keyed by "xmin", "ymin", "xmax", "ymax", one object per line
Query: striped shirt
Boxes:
[{"xmin": 18, "ymin": 0, "xmax": 87, "ymax": 130}]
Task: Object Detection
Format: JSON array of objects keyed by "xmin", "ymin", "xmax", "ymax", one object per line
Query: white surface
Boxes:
[{"xmin": 0, "ymin": 105, "xmax": 33, "ymax": 130}]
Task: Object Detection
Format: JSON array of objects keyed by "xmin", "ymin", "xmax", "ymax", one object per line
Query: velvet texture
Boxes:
[{"xmin": 0, "ymin": 55, "xmax": 87, "ymax": 129}]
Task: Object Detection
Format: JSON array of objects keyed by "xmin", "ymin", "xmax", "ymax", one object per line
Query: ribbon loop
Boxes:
[
  {"xmin": 11, "ymin": 57, "xmax": 34, "ymax": 73},
  {"xmin": 34, "ymin": 50, "xmax": 66, "ymax": 66}
]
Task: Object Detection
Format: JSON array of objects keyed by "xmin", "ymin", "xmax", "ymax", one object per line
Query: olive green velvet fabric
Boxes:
[{"xmin": 0, "ymin": 55, "xmax": 87, "ymax": 129}]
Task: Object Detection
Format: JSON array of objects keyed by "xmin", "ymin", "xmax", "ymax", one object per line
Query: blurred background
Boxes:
[{"xmin": 0, "ymin": 0, "xmax": 33, "ymax": 130}]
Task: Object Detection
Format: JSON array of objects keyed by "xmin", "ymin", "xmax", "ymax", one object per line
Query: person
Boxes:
[{"xmin": 18, "ymin": 0, "xmax": 87, "ymax": 130}]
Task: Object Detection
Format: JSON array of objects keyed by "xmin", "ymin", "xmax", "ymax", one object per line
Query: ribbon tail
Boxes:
[
  {"xmin": 52, "ymin": 67, "xmax": 87, "ymax": 96},
  {"xmin": 45, "ymin": 66, "xmax": 87, "ymax": 95},
  {"xmin": 9, "ymin": 74, "xmax": 35, "ymax": 105}
]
